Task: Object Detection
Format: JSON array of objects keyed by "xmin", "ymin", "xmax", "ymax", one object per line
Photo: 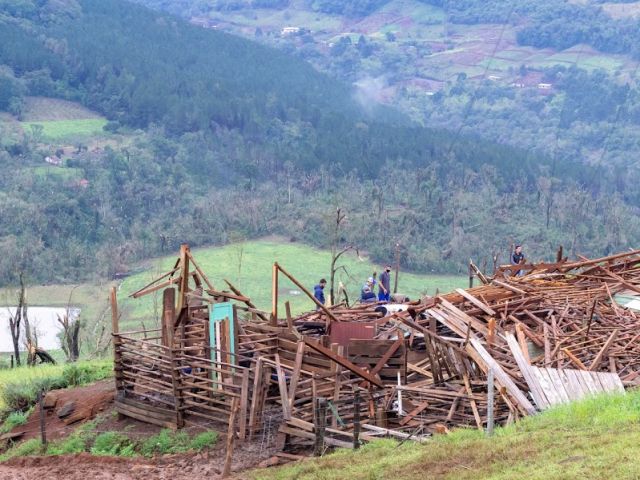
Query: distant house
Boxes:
[
  {"xmin": 77, "ymin": 179, "xmax": 90, "ymax": 189},
  {"xmin": 281, "ymin": 26, "xmax": 300, "ymax": 36},
  {"xmin": 537, "ymin": 83, "xmax": 553, "ymax": 90},
  {"xmin": 190, "ymin": 17, "xmax": 211, "ymax": 28},
  {"xmin": 44, "ymin": 156, "xmax": 63, "ymax": 166}
]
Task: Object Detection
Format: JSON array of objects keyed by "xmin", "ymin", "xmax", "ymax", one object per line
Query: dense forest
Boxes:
[{"xmin": 1, "ymin": 0, "xmax": 640, "ymax": 286}]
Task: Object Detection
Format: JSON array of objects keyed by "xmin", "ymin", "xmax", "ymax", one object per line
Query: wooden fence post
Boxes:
[
  {"xmin": 487, "ymin": 368, "xmax": 495, "ymax": 437},
  {"xmin": 353, "ymin": 391, "xmax": 361, "ymax": 449},
  {"xmin": 38, "ymin": 389, "xmax": 47, "ymax": 450},
  {"xmin": 314, "ymin": 398, "xmax": 327, "ymax": 457},
  {"xmin": 110, "ymin": 287, "xmax": 124, "ymax": 391},
  {"xmin": 222, "ymin": 398, "xmax": 239, "ymax": 478}
]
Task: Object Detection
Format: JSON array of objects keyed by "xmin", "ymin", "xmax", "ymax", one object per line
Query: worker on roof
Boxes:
[
  {"xmin": 512, "ymin": 245, "xmax": 525, "ymax": 276},
  {"xmin": 378, "ymin": 264, "xmax": 392, "ymax": 302},
  {"xmin": 314, "ymin": 278, "xmax": 326, "ymax": 309},
  {"xmin": 361, "ymin": 285, "xmax": 377, "ymax": 303}
]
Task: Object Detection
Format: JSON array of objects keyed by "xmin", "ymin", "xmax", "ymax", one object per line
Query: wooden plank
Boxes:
[
  {"xmin": 506, "ymin": 334, "xmax": 549, "ymax": 410},
  {"xmin": 563, "ymin": 369, "xmax": 589, "ymax": 398},
  {"xmin": 531, "ymin": 368, "xmax": 561, "ymax": 406},
  {"xmin": 303, "ymin": 340, "xmax": 384, "ymax": 388},
  {"xmin": 455, "ymin": 288, "xmax": 496, "ymax": 315},
  {"xmin": 544, "ymin": 368, "xmax": 571, "ymax": 404},
  {"xmin": 275, "ymin": 354, "xmax": 291, "ymax": 420},
  {"xmin": 398, "ymin": 401, "xmax": 430, "ymax": 426},
  {"xmin": 467, "ymin": 338, "xmax": 537, "ymax": 414},
  {"xmin": 588, "ymin": 329, "xmax": 619, "ymax": 371}
]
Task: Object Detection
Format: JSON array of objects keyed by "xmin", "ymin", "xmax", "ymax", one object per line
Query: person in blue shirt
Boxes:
[{"xmin": 314, "ymin": 279, "xmax": 326, "ymax": 308}]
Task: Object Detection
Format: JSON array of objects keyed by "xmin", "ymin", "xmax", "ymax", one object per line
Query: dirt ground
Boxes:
[
  {"xmin": 0, "ymin": 443, "xmax": 272, "ymax": 480},
  {"xmin": 1, "ymin": 381, "xmax": 283, "ymax": 480}
]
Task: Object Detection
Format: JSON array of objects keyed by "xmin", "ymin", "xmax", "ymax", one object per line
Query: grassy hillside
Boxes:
[
  {"xmin": 116, "ymin": 239, "xmax": 465, "ymax": 329},
  {"xmin": 253, "ymin": 390, "xmax": 640, "ymax": 480},
  {"xmin": 21, "ymin": 119, "xmax": 107, "ymax": 140},
  {"xmin": 0, "ymin": 240, "xmax": 464, "ymax": 335}
]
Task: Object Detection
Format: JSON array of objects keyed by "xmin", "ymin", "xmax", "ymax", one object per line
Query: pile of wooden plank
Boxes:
[{"xmin": 111, "ymin": 245, "xmax": 639, "ymax": 454}]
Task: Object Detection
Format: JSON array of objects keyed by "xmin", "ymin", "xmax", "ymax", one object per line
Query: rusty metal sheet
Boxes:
[{"xmin": 329, "ymin": 321, "xmax": 376, "ymax": 348}]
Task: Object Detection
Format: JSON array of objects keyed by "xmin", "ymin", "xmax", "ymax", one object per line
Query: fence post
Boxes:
[
  {"xmin": 222, "ymin": 398, "xmax": 239, "ymax": 478},
  {"xmin": 38, "ymin": 389, "xmax": 47, "ymax": 450},
  {"xmin": 487, "ymin": 368, "xmax": 495, "ymax": 437},
  {"xmin": 314, "ymin": 398, "xmax": 327, "ymax": 456},
  {"xmin": 353, "ymin": 391, "xmax": 361, "ymax": 449}
]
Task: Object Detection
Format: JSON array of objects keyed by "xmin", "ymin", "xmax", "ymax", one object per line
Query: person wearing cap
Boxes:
[
  {"xmin": 361, "ymin": 285, "xmax": 377, "ymax": 303},
  {"xmin": 362, "ymin": 277, "xmax": 375, "ymax": 298},
  {"xmin": 378, "ymin": 264, "xmax": 392, "ymax": 302}
]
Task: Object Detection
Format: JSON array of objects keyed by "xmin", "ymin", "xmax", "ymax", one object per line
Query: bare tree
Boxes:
[
  {"xmin": 57, "ymin": 286, "xmax": 81, "ymax": 362},
  {"xmin": 6, "ymin": 272, "xmax": 27, "ymax": 366},
  {"xmin": 328, "ymin": 208, "xmax": 359, "ymax": 306}
]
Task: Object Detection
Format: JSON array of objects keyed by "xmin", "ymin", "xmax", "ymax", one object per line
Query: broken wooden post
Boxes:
[
  {"xmin": 38, "ymin": 389, "xmax": 47, "ymax": 450},
  {"xmin": 110, "ymin": 286, "xmax": 124, "ymax": 392},
  {"xmin": 222, "ymin": 398, "xmax": 239, "ymax": 478},
  {"xmin": 285, "ymin": 301, "xmax": 293, "ymax": 331},
  {"xmin": 162, "ymin": 288, "xmax": 175, "ymax": 347},
  {"xmin": 176, "ymin": 243, "xmax": 190, "ymax": 313},
  {"xmin": 469, "ymin": 260, "xmax": 474, "ymax": 288},
  {"xmin": 487, "ymin": 368, "xmax": 495, "ymax": 437},
  {"xmin": 271, "ymin": 263, "xmax": 279, "ymax": 326},
  {"xmin": 353, "ymin": 391, "xmax": 361, "ymax": 449},
  {"xmin": 393, "ymin": 243, "xmax": 401, "ymax": 294},
  {"xmin": 314, "ymin": 398, "xmax": 327, "ymax": 457}
]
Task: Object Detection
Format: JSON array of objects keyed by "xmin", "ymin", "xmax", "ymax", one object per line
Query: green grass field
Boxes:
[
  {"xmin": 21, "ymin": 119, "xmax": 107, "ymax": 140},
  {"xmin": 0, "ymin": 360, "xmax": 113, "ymax": 413},
  {"xmin": 0, "ymin": 240, "xmax": 464, "ymax": 336},
  {"xmin": 116, "ymin": 240, "xmax": 465, "ymax": 330},
  {"xmin": 253, "ymin": 390, "xmax": 640, "ymax": 480}
]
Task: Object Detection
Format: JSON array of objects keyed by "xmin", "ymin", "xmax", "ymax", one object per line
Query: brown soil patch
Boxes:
[{"xmin": 10, "ymin": 380, "xmax": 115, "ymax": 443}]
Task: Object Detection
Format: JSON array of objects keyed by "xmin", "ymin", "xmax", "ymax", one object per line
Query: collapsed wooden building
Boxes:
[{"xmin": 111, "ymin": 244, "xmax": 638, "ymax": 453}]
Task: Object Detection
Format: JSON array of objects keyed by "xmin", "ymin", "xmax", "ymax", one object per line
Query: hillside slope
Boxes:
[{"xmin": 252, "ymin": 390, "xmax": 640, "ymax": 480}]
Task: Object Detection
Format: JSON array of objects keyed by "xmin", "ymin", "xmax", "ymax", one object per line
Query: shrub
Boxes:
[
  {"xmin": 0, "ymin": 410, "xmax": 29, "ymax": 434},
  {"xmin": 190, "ymin": 431, "xmax": 218, "ymax": 451},
  {"xmin": 91, "ymin": 432, "xmax": 136, "ymax": 457},
  {"xmin": 0, "ymin": 438, "xmax": 42, "ymax": 462},
  {"xmin": 47, "ymin": 434, "xmax": 87, "ymax": 455},
  {"xmin": 140, "ymin": 429, "xmax": 191, "ymax": 457}
]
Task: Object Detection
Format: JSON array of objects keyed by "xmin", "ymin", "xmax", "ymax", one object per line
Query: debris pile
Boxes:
[{"xmin": 112, "ymin": 245, "xmax": 637, "ymax": 454}]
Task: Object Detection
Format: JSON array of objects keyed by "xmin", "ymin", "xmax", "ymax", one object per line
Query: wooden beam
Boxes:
[
  {"xmin": 303, "ymin": 339, "xmax": 384, "ymax": 388},
  {"xmin": 589, "ymin": 329, "xmax": 619, "ymax": 371},
  {"xmin": 455, "ymin": 288, "xmax": 496, "ymax": 315},
  {"xmin": 276, "ymin": 263, "xmax": 339, "ymax": 323},
  {"xmin": 223, "ymin": 279, "xmax": 269, "ymax": 323}
]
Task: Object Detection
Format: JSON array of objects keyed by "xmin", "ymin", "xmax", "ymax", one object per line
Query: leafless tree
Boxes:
[
  {"xmin": 328, "ymin": 208, "xmax": 359, "ymax": 306},
  {"xmin": 6, "ymin": 272, "xmax": 27, "ymax": 366}
]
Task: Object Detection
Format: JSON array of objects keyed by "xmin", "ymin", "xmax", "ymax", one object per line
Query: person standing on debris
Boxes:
[
  {"xmin": 511, "ymin": 245, "xmax": 525, "ymax": 276},
  {"xmin": 378, "ymin": 264, "xmax": 392, "ymax": 302},
  {"xmin": 314, "ymin": 279, "xmax": 326, "ymax": 308}
]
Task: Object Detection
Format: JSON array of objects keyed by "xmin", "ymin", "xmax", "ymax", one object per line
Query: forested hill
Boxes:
[
  {"xmin": 0, "ymin": 0, "xmax": 638, "ymax": 286},
  {"xmin": 2, "ymin": 0, "xmax": 569, "ymax": 180}
]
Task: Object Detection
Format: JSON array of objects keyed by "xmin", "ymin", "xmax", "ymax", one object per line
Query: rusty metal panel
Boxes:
[{"xmin": 329, "ymin": 321, "xmax": 375, "ymax": 348}]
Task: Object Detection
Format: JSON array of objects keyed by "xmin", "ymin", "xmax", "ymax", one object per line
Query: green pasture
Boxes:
[{"xmin": 21, "ymin": 119, "xmax": 107, "ymax": 140}]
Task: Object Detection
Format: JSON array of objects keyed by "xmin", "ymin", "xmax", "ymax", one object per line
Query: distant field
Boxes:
[
  {"xmin": 1, "ymin": 240, "xmax": 465, "ymax": 335},
  {"xmin": 117, "ymin": 240, "xmax": 466, "ymax": 329},
  {"xmin": 21, "ymin": 119, "xmax": 108, "ymax": 140},
  {"xmin": 21, "ymin": 97, "xmax": 103, "ymax": 122}
]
